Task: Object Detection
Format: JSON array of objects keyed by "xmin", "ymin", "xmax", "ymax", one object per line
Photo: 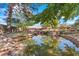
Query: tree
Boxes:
[
  {"xmin": 7, "ymin": 3, "xmax": 38, "ymax": 32},
  {"xmin": 7, "ymin": 3, "xmax": 15, "ymax": 32},
  {"xmin": 32, "ymin": 3, "xmax": 79, "ymax": 28}
]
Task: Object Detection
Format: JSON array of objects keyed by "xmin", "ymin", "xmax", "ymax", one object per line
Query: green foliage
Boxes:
[
  {"xmin": 23, "ymin": 39, "xmax": 61, "ymax": 56},
  {"xmin": 22, "ymin": 39, "xmax": 36, "ymax": 46},
  {"xmin": 22, "ymin": 36, "xmax": 79, "ymax": 56},
  {"xmin": 52, "ymin": 18, "xmax": 59, "ymax": 28},
  {"xmin": 61, "ymin": 44, "xmax": 79, "ymax": 56},
  {"xmin": 43, "ymin": 21, "xmax": 51, "ymax": 27},
  {"xmin": 32, "ymin": 3, "xmax": 79, "ymax": 28},
  {"xmin": 16, "ymin": 22, "xmax": 28, "ymax": 31},
  {"xmin": 16, "ymin": 20, "xmax": 35, "ymax": 31}
]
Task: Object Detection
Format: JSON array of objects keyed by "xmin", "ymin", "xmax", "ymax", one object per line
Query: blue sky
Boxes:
[
  {"xmin": 0, "ymin": 3, "xmax": 8, "ymax": 15},
  {"xmin": 0, "ymin": 3, "xmax": 8, "ymax": 25},
  {"xmin": 0, "ymin": 3, "xmax": 47, "ymax": 25},
  {"xmin": 32, "ymin": 4, "xmax": 47, "ymax": 15},
  {"xmin": 0, "ymin": 3, "xmax": 79, "ymax": 26},
  {"xmin": 60, "ymin": 16, "xmax": 79, "ymax": 25}
]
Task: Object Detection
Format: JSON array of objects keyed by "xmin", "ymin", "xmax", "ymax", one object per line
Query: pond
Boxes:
[{"xmin": 32, "ymin": 35, "xmax": 79, "ymax": 51}]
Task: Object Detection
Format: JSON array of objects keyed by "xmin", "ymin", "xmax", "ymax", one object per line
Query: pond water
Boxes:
[{"xmin": 32, "ymin": 35, "xmax": 79, "ymax": 51}]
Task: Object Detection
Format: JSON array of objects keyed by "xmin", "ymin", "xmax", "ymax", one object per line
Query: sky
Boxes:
[
  {"xmin": 32, "ymin": 4, "xmax": 47, "ymax": 15},
  {"xmin": 0, "ymin": 3, "xmax": 79, "ymax": 26},
  {"xmin": 0, "ymin": 3, "xmax": 47, "ymax": 25},
  {"xmin": 0, "ymin": 3, "xmax": 8, "ymax": 25}
]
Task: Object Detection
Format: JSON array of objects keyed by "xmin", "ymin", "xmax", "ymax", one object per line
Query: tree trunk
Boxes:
[
  {"xmin": 50, "ymin": 21, "xmax": 59, "ymax": 39},
  {"xmin": 7, "ymin": 4, "xmax": 15, "ymax": 33}
]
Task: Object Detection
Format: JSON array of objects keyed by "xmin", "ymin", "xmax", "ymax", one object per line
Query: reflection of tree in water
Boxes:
[{"xmin": 23, "ymin": 35, "xmax": 79, "ymax": 56}]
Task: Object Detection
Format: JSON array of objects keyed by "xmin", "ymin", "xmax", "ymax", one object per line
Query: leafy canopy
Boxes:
[{"xmin": 32, "ymin": 3, "xmax": 79, "ymax": 27}]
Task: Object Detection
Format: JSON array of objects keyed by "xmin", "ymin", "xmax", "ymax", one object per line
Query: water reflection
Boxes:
[
  {"xmin": 32, "ymin": 35, "xmax": 43, "ymax": 46},
  {"xmin": 32, "ymin": 35, "xmax": 79, "ymax": 51},
  {"xmin": 59, "ymin": 38, "xmax": 79, "ymax": 51}
]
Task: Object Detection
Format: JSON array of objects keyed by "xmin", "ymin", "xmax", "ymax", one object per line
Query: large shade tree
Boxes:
[{"xmin": 32, "ymin": 3, "xmax": 79, "ymax": 28}]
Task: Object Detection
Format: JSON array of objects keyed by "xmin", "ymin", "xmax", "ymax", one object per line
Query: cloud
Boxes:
[
  {"xmin": 0, "ymin": 18, "xmax": 7, "ymax": 25},
  {"xmin": 66, "ymin": 16, "xmax": 79, "ymax": 25}
]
